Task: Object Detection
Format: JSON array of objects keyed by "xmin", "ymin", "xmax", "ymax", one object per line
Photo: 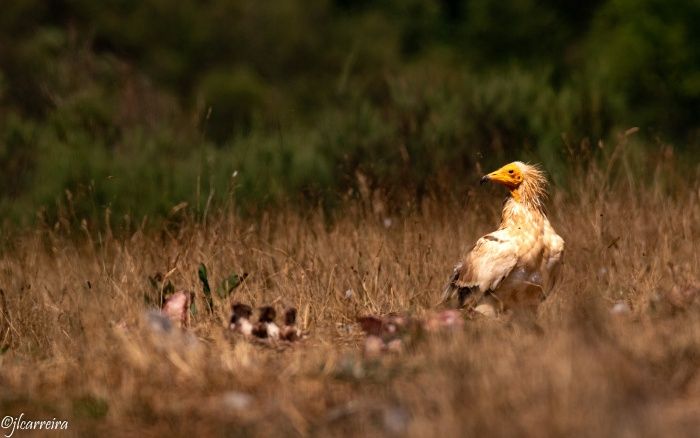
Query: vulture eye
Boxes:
[{"xmin": 508, "ymin": 170, "xmax": 514, "ymax": 174}]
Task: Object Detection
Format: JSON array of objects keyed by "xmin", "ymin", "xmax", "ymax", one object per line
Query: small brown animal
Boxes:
[
  {"xmin": 230, "ymin": 303, "xmax": 254, "ymax": 336},
  {"xmin": 252, "ymin": 306, "xmax": 280, "ymax": 340},
  {"xmin": 280, "ymin": 308, "xmax": 301, "ymax": 341}
]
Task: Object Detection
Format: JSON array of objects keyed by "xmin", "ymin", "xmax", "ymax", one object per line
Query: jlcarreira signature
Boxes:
[{"xmin": 1, "ymin": 414, "xmax": 68, "ymax": 437}]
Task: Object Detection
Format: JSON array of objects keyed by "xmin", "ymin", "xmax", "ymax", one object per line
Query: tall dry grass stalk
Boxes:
[{"xmin": 1, "ymin": 149, "xmax": 699, "ymax": 436}]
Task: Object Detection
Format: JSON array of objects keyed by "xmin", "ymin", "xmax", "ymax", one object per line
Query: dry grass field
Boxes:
[{"xmin": 1, "ymin": 152, "xmax": 700, "ymax": 437}]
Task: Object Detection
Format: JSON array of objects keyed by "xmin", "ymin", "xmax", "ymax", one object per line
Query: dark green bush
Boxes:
[{"xmin": 1, "ymin": 0, "xmax": 699, "ymax": 228}]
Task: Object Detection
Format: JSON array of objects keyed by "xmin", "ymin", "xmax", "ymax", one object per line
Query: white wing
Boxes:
[{"xmin": 443, "ymin": 229, "xmax": 520, "ymax": 305}]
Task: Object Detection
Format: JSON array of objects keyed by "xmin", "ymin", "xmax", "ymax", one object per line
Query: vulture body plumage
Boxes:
[{"xmin": 443, "ymin": 162, "xmax": 564, "ymax": 315}]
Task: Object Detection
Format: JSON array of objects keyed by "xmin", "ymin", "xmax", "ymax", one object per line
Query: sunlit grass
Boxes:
[{"xmin": 1, "ymin": 155, "xmax": 699, "ymax": 436}]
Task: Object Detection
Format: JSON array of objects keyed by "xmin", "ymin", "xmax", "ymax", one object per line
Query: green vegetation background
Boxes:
[{"xmin": 1, "ymin": 0, "xmax": 699, "ymax": 226}]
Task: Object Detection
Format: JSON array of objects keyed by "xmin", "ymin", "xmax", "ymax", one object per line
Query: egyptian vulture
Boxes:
[{"xmin": 442, "ymin": 161, "xmax": 564, "ymax": 315}]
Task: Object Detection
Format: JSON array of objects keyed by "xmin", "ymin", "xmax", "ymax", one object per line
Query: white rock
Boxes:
[
  {"xmin": 220, "ymin": 391, "xmax": 253, "ymax": 411},
  {"xmin": 610, "ymin": 302, "xmax": 631, "ymax": 315}
]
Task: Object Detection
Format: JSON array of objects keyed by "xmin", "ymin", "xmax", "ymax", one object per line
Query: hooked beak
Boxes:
[{"xmin": 480, "ymin": 175, "xmax": 490, "ymax": 185}]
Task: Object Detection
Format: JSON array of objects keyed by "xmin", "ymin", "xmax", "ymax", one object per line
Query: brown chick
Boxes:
[
  {"xmin": 252, "ymin": 306, "xmax": 280, "ymax": 340},
  {"xmin": 230, "ymin": 303, "xmax": 253, "ymax": 336},
  {"xmin": 280, "ymin": 307, "xmax": 301, "ymax": 342}
]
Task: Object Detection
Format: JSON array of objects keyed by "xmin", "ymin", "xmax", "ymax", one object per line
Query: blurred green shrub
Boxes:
[
  {"xmin": 583, "ymin": 0, "xmax": 700, "ymax": 135},
  {"xmin": 1, "ymin": 0, "xmax": 699, "ymax": 228},
  {"xmin": 196, "ymin": 68, "xmax": 273, "ymax": 143}
]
